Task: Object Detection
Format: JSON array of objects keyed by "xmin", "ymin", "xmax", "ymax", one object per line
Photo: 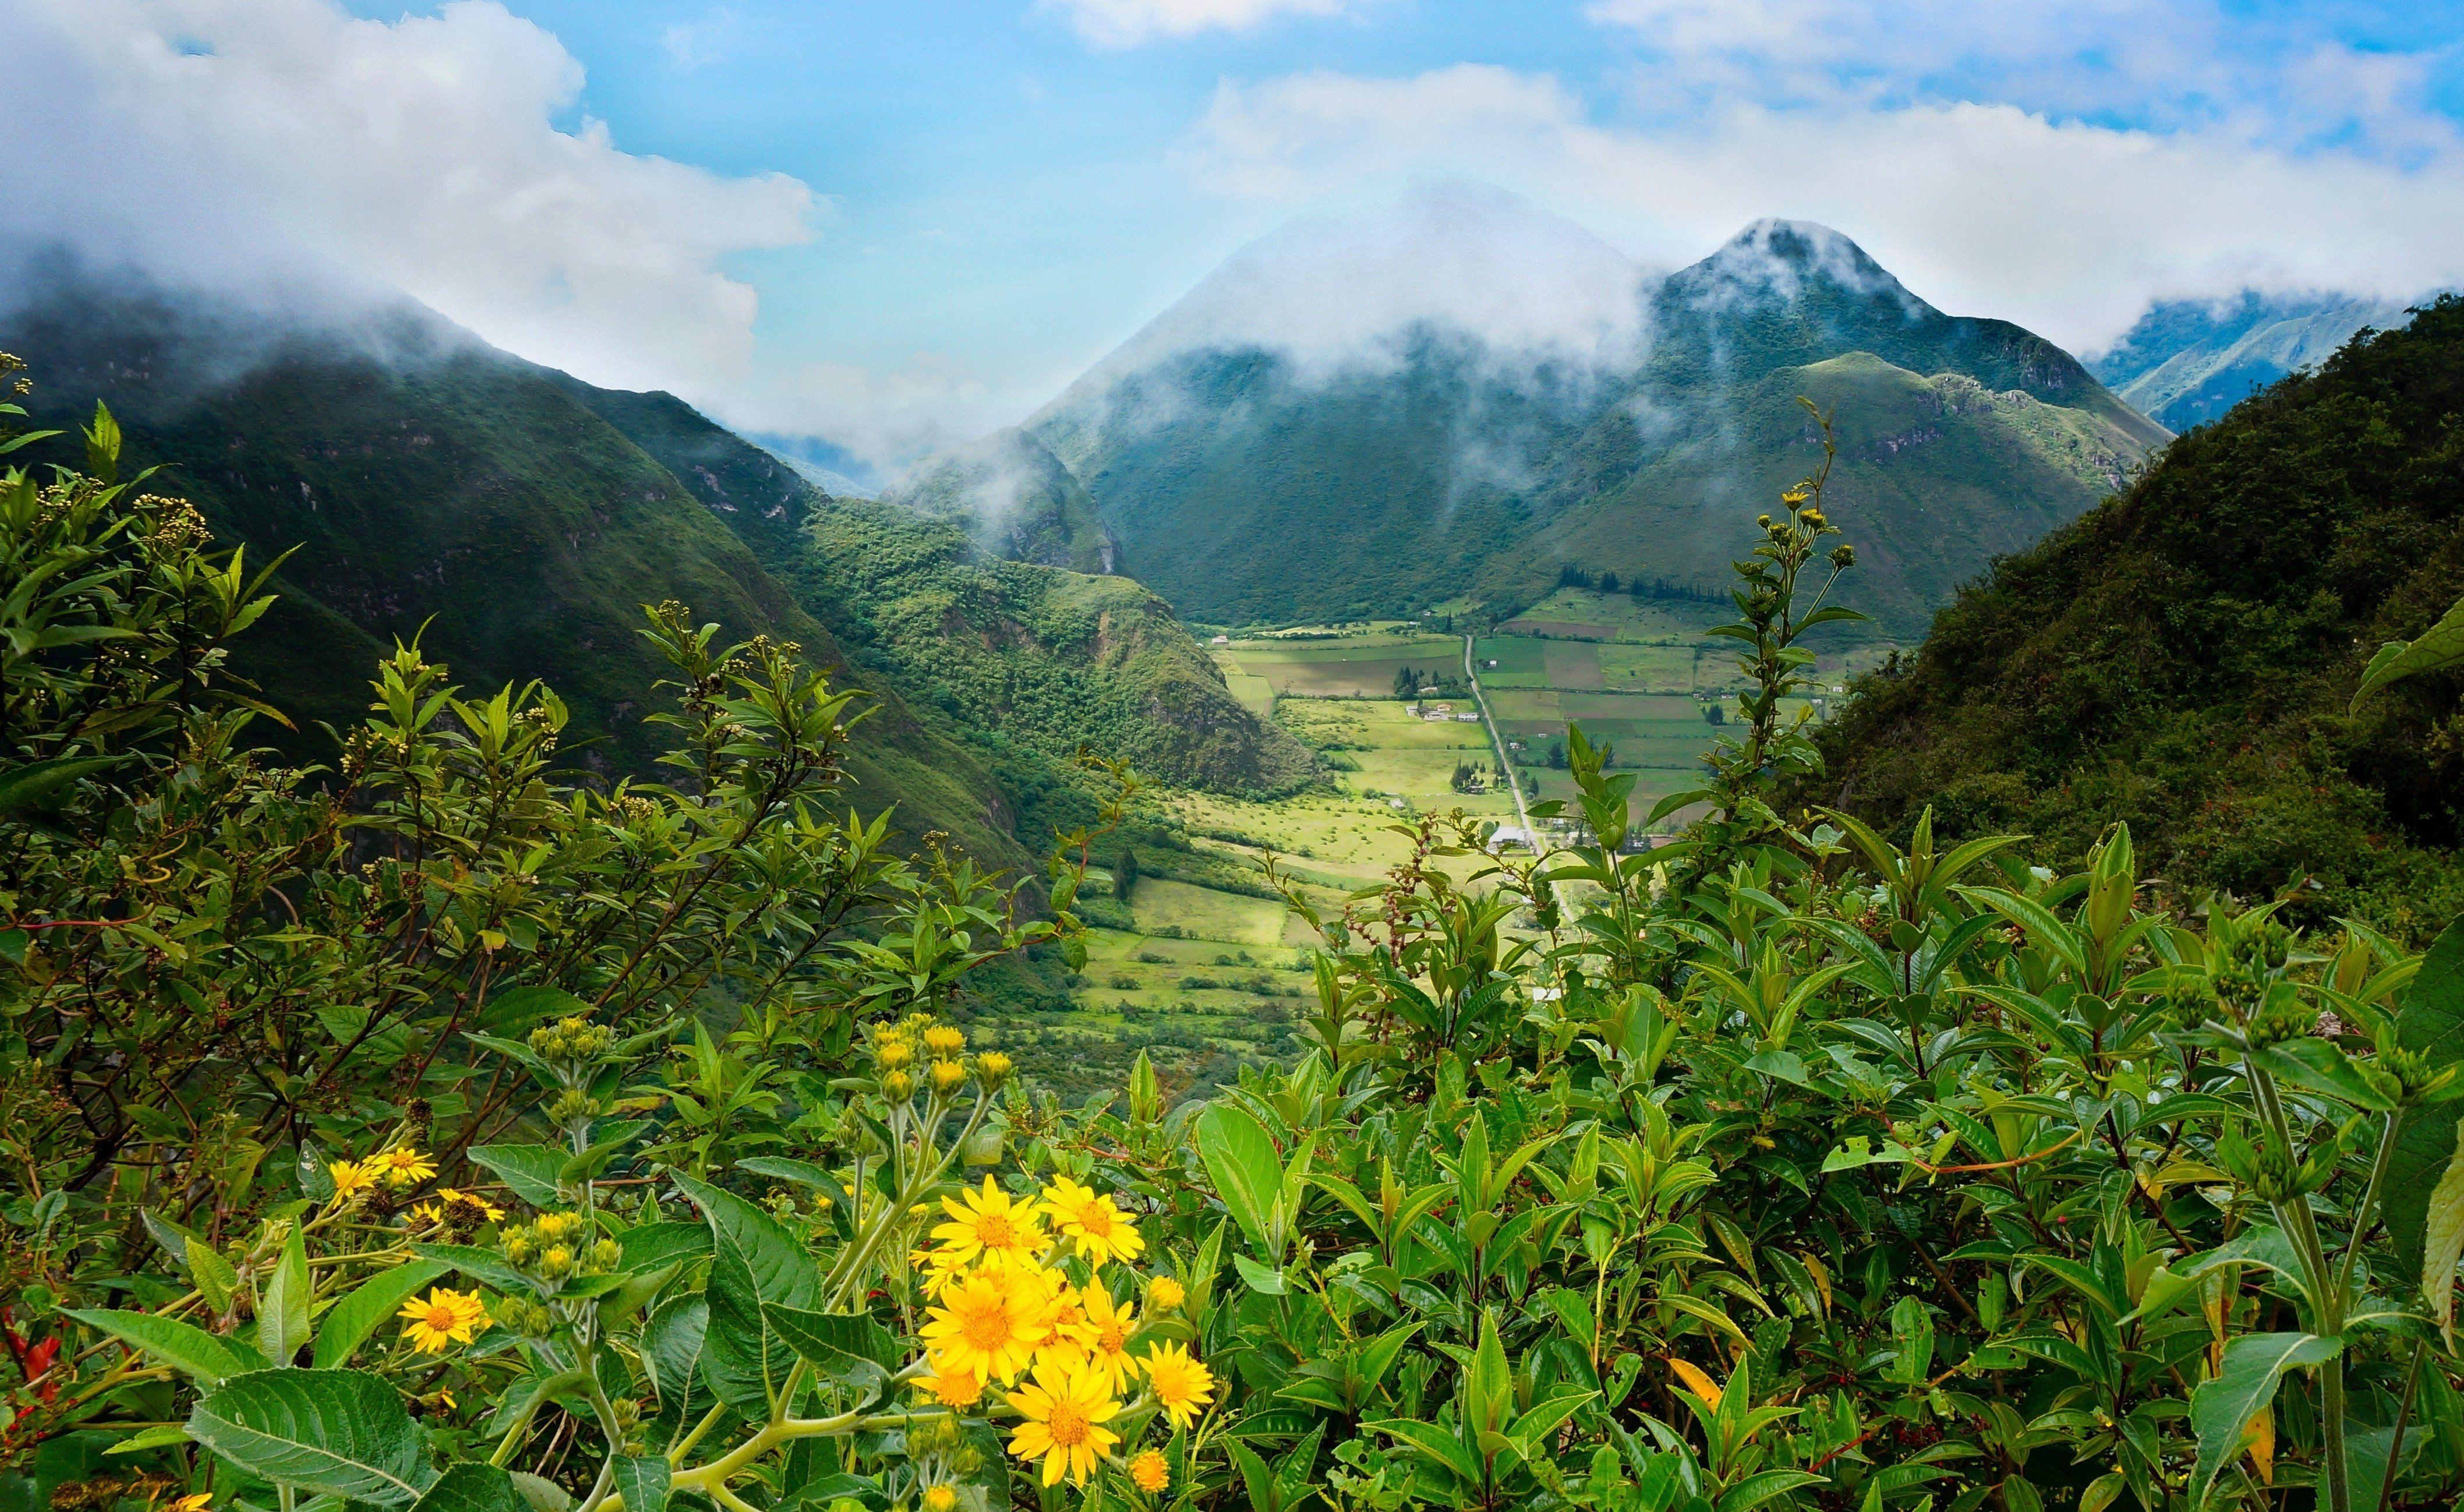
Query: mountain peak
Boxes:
[{"xmin": 1676, "ymin": 218, "xmax": 1932, "ymax": 316}]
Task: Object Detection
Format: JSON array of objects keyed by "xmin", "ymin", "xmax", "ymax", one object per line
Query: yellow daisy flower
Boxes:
[
  {"xmin": 920, "ymin": 1269, "xmax": 1047, "ymax": 1385},
  {"xmin": 1074, "ymin": 1284, "xmax": 1143, "ymax": 1396},
  {"xmin": 1147, "ymin": 1276, "xmax": 1185, "ymax": 1312},
  {"xmin": 168, "ymin": 1495, "xmax": 213, "ymax": 1512},
  {"xmin": 395, "ymin": 1288, "xmax": 490, "ymax": 1353},
  {"xmin": 920, "ymin": 1488, "xmax": 958, "ymax": 1512},
  {"xmin": 913, "ymin": 1358, "xmax": 985, "ymax": 1408},
  {"xmin": 327, "ymin": 1160, "xmax": 376, "ymax": 1202},
  {"xmin": 1041, "ymin": 1176, "xmax": 1144, "ymax": 1266},
  {"xmin": 1140, "ymin": 1341, "xmax": 1215, "ymax": 1429},
  {"xmin": 933, "ymin": 1177, "xmax": 1046, "ymax": 1269},
  {"xmin": 1128, "ymin": 1448, "xmax": 1170, "ymax": 1493},
  {"xmin": 377, "ymin": 1147, "xmax": 437, "ymax": 1189},
  {"xmin": 1005, "ymin": 1365, "xmax": 1122, "ymax": 1488},
  {"xmin": 406, "ymin": 1202, "xmax": 443, "ymax": 1227}
]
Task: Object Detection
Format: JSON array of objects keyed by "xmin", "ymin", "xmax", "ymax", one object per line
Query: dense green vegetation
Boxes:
[
  {"xmin": 1029, "ymin": 219, "xmax": 2164, "ymax": 634},
  {"xmin": 13, "ymin": 383, "xmax": 2464, "ymax": 1512},
  {"xmin": 1808, "ymin": 296, "xmax": 2464, "ymax": 938},
  {"xmin": 881, "ymin": 428, "xmax": 1112, "ymax": 575}
]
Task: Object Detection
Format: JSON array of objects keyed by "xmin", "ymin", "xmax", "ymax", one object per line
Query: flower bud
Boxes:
[
  {"xmin": 882, "ymin": 1069, "xmax": 917, "ymax": 1103},
  {"xmin": 973, "ymin": 1052, "xmax": 1014, "ymax": 1090},
  {"xmin": 924, "ymin": 1025, "xmax": 966, "ymax": 1056},
  {"xmin": 929, "ymin": 1059, "xmax": 967, "ymax": 1094},
  {"xmin": 539, "ymin": 1245, "xmax": 574, "ymax": 1279},
  {"xmin": 590, "ymin": 1239, "xmax": 623, "ymax": 1271},
  {"xmin": 877, "ymin": 1040, "xmax": 916, "ymax": 1071}
]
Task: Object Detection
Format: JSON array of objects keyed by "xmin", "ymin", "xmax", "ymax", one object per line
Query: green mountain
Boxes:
[
  {"xmin": 3, "ymin": 282, "xmax": 1035, "ymax": 866},
  {"xmin": 1807, "ymin": 295, "xmax": 2464, "ymax": 936},
  {"xmin": 882, "ymin": 426, "xmax": 1113, "ymax": 574},
  {"xmin": 2087, "ymin": 289, "xmax": 2433, "ymax": 433},
  {"xmin": 1025, "ymin": 196, "xmax": 2166, "ymax": 634}
]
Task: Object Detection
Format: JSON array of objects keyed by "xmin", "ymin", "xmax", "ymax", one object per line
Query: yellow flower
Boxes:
[
  {"xmin": 377, "ymin": 1147, "xmax": 437, "ymax": 1188},
  {"xmin": 1074, "ymin": 1284, "xmax": 1142, "ymax": 1396},
  {"xmin": 920, "ymin": 1269, "xmax": 1047, "ymax": 1385},
  {"xmin": 395, "ymin": 1288, "xmax": 490, "ymax": 1353},
  {"xmin": 929, "ymin": 1059, "xmax": 967, "ymax": 1094},
  {"xmin": 933, "ymin": 1177, "xmax": 1046, "ymax": 1268},
  {"xmin": 1129, "ymin": 1449, "xmax": 1170, "ymax": 1493},
  {"xmin": 168, "ymin": 1495, "xmax": 213, "ymax": 1512},
  {"xmin": 1140, "ymin": 1342, "xmax": 1215, "ymax": 1429},
  {"xmin": 920, "ymin": 1488, "xmax": 959, "ymax": 1512},
  {"xmin": 924, "ymin": 1024, "xmax": 967, "ymax": 1056},
  {"xmin": 914, "ymin": 1358, "xmax": 985, "ymax": 1408},
  {"xmin": 1041, "ymin": 1177, "xmax": 1144, "ymax": 1266},
  {"xmin": 1006, "ymin": 1365, "xmax": 1122, "ymax": 1488},
  {"xmin": 1147, "ymin": 1276, "xmax": 1185, "ymax": 1313},
  {"xmin": 328, "ymin": 1159, "xmax": 377, "ymax": 1202},
  {"xmin": 407, "ymin": 1202, "xmax": 443, "ymax": 1227},
  {"xmin": 1034, "ymin": 1283, "xmax": 1095, "ymax": 1377}
]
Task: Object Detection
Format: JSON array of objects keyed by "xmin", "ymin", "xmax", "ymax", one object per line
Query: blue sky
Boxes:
[{"xmin": 19, "ymin": 0, "xmax": 2464, "ymax": 464}]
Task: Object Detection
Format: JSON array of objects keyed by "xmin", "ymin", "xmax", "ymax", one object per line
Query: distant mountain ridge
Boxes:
[
  {"xmin": 2087, "ymin": 290, "xmax": 2436, "ymax": 433},
  {"xmin": 996, "ymin": 190, "xmax": 2166, "ymax": 634}
]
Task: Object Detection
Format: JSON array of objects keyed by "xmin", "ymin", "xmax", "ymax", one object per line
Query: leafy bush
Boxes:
[{"xmin": 6, "ymin": 397, "xmax": 2464, "ymax": 1512}]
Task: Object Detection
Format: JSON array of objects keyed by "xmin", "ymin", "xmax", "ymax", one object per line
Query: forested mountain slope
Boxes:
[
  {"xmin": 1807, "ymin": 295, "xmax": 2464, "ymax": 934},
  {"xmin": 2088, "ymin": 289, "xmax": 2431, "ymax": 433}
]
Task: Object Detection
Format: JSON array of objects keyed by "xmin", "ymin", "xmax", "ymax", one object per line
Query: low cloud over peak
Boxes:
[{"xmin": 2, "ymin": 0, "xmax": 813, "ymax": 409}]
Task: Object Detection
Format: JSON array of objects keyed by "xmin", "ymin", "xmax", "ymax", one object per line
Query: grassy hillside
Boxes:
[
  {"xmin": 1529, "ymin": 353, "xmax": 2159, "ymax": 629},
  {"xmin": 1805, "ymin": 295, "xmax": 2464, "ymax": 937},
  {"xmin": 2, "ymin": 282, "xmax": 1032, "ymax": 868},
  {"xmin": 774, "ymin": 493, "xmax": 1320, "ymax": 797}
]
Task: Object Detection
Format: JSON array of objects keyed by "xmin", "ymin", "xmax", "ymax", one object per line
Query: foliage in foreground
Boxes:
[{"xmin": 6, "ymin": 387, "xmax": 2464, "ymax": 1512}]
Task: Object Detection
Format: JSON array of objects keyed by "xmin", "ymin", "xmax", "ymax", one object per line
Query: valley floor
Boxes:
[{"xmin": 970, "ymin": 588, "xmax": 1895, "ymax": 1096}]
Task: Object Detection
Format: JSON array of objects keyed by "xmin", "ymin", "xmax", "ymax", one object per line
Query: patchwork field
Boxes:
[{"xmin": 981, "ymin": 590, "xmax": 1896, "ymax": 1096}]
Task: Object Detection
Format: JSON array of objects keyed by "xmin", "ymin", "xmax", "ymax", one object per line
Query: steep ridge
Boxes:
[
  {"xmin": 1, "ymin": 278, "xmax": 1031, "ymax": 865},
  {"xmin": 775, "ymin": 493, "xmax": 1318, "ymax": 797},
  {"xmin": 1023, "ymin": 192, "xmax": 2165, "ymax": 634},
  {"xmin": 541, "ymin": 363, "xmax": 1309, "ymax": 799},
  {"xmin": 1806, "ymin": 296, "xmax": 2464, "ymax": 934},
  {"xmin": 2088, "ymin": 289, "xmax": 2434, "ymax": 433}
]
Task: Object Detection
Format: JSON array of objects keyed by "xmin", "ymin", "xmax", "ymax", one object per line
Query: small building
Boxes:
[
  {"xmin": 1457, "ymin": 712, "xmax": 1480, "ymax": 723},
  {"xmin": 1487, "ymin": 825, "xmax": 1535, "ymax": 852},
  {"xmin": 1211, "ymin": 634, "xmax": 1230, "ymax": 645}
]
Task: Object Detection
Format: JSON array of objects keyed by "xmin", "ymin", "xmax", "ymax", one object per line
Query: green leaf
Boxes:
[
  {"xmin": 2420, "ymin": 1117, "xmax": 2464, "ymax": 1346},
  {"xmin": 671, "ymin": 1172, "xmax": 821, "ymax": 1413},
  {"xmin": 61, "ymin": 1309, "xmax": 253, "ymax": 1388},
  {"xmin": 1365, "ymin": 1419, "xmax": 1482, "ymax": 1486},
  {"xmin": 2189, "ymin": 1333, "xmax": 2341, "ymax": 1503},
  {"xmin": 612, "ymin": 1456, "xmax": 670, "ymax": 1512},
  {"xmin": 186, "ymin": 1239, "xmax": 238, "ymax": 1315},
  {"xmin": 102, "ymin": 1425, "xmax": 193, "ymax": 1456},
  {"xmin": 2249, "ymin": 1037, "xmax": 2397, "ymax": 1111},
  {"xmin": 616, "ymin": 1223, "xmax": 712, "ymax": 1272},
  {"xmin": 259, "ymin": 1223, "xmax": 312, "ymax": 1366},
  {"xmin": 313, "ymin": 1260, "xmax": 451, "ymax": 1369},
  {"xmin": 412, "ymin": 1245, "xmax": 537, "ymax": 1297},
  {"xmin": 510, "ymin": 1472, "xmax": 571, "ymax": 1512},
  {"xmin": 1195, "ymin": 1101, "xmax": 1285, "ymax": 1256},
  {"xmin": 2384, "ymin": 918, "xmax": 2464, "ymax": 1286},
  {"xmin": 641, "ymin": 1296, "xmax": 709, "ymax": 1423},
  {"xmin": 1717, "ymin": 1471, "xmax": 1828, "ymax": 1512},
  {"xmin": 1232, "ymin": 1253, "xmax": 1287, "ymax": 1295},
  {"xmin": 468, "ymin": 1144, "xmax": 568, "ymax": 1208},
  {"xmin": 409, "ymin": 1462, "xmax": 529, "ymax": 1512},
  {"xmin": 0, "ymin": 755, "xmax": 125, "ymax": 817},
  {"xmin": 2350, "ymin": 593, "xmax": 2464, "ymax": 709},
  {"xmin": 479, "ymin": 985, "xmax": 592, "ymax": 1030},
  {"xmin": 186, "ymin": 1368, "xmax": 433, "ymax": 1507},
  {"xmin": 765, "ymin": 1306, "xmax": 900, "ymax": 1392}
]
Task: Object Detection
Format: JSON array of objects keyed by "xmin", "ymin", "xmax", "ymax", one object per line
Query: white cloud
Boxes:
[
  {"xmin": 1037, "ymin": 0, "xmax": 1365, "ymax": 49},
  {"xmin": 1, "ymin": 0, "xmax": 814, "ymax": 401},
  {"xmin": 1183, "ymin": 63, "xmax": 2464, "ymax": 352}
]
